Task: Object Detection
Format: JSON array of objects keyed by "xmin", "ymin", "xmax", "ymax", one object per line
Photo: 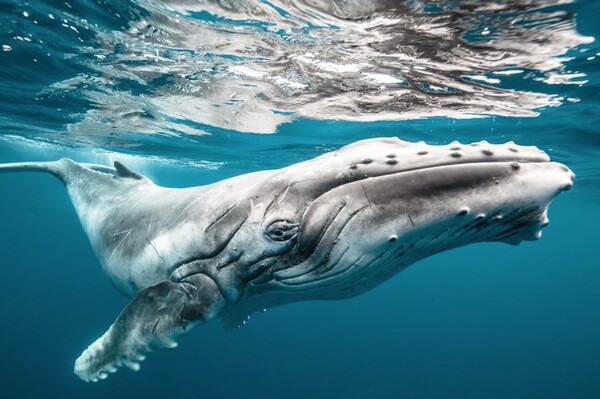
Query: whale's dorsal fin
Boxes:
[{"xmin": 113, "ymin": 161, "xmax": 144, "ymax": 180}]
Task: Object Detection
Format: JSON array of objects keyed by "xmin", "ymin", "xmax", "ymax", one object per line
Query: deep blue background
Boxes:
[{"xmin": 1, "ymin": 0, "xmax": 600, "ymax": 398}]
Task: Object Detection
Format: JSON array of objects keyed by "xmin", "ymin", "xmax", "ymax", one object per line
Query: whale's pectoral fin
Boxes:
[{"xmin": 74, "ymin": 274, "xmax": 225, "ymax": 382}]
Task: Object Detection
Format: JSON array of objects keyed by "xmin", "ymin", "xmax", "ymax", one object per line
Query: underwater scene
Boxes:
[{"xmin": 0, "ymin": 0, "xmax": 599, "ymax": 398}]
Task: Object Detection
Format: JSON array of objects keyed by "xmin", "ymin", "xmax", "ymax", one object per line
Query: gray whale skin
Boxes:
[{"xmin": 0, "ymin": 137, "xmax": 574, "ymax": 382}]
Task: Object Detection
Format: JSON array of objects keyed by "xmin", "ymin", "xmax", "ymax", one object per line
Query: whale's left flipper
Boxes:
[{"xmin": 74, "ymin": 274, "xmax": 225, "ymax": 382}]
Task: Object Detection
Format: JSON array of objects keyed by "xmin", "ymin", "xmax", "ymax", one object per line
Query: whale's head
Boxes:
[{"xmin": 171, "ymin": 138, "xmax": 574, "ymax": 308}]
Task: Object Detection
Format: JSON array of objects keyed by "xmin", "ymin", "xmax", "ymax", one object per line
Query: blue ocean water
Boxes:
[{"xmin": 0, "ymin": 1, "xmax": 599, "ymax": 398}]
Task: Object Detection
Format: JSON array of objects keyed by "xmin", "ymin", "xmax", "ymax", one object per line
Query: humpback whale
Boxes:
[{"xmin": 0, "ymin": 138, "xmax": 574, "ymax": 382}]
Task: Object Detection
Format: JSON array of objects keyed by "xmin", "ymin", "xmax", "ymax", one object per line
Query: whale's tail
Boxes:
[
  {"xmin": 0, "ymin": 160, "xmax": 70, "ymax": 180},
  {"xmin": 0, "ymin": 158, "xmax": 142, "ymax": 183}
]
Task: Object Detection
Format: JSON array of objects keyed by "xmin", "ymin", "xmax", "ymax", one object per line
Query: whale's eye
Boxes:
[{"xmin": 266, "ymin": 220, "xmax": 298, "ymax": 242}]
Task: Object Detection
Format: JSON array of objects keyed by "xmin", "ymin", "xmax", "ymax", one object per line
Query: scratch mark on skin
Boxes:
[
  {"xmin": 147, "ymin": 239, "xmax": 164, "ymax": 262},
  {"xmin": 181, "ymin": 195, "xmax": 204, "ymax": 214},
  {"xmin": 264, "ymin": 183, "xmax": 292, "ymax": 216},
  {"xmin": 277, "ymin": 184, "xmax": 291, "ymax": 205},
  {"xmin": 407, "ymin": 214, "xmax": 415, "ymax": 227},
  {"xmin": 177, "ymin": 281, "xmax": 193, "ymax": 298},
  {"xmin": 129, "ymin": 196, "xmax": 148, "ymax": 211},
  {"xmin": 108, "ymin": 193, "xmax": 120, "ymax": 206},
  {"xmin": 205, "ymin": 203, "xmax": 238, "ymax": 232},
  {"xmin": 147, "ymin": 215, "xmax": 154, "ymax": 236},
  {"xmin": 264, "ymin": 176, "xmax": 336, "ymax": 218},
  {"xmin": 111, "ymin": 229, "xmax": 133, "ymax": 237},
  {"xmin": 359, "ymin": 183, "xmax": 373, "ymax": 209},
  {"xmin": 151, "ymin": 319, "xmax": 160, "ymax": 335},
  {"xmin": 110, "ymin": 229, "xmax": 131, "ymax": 260}
]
